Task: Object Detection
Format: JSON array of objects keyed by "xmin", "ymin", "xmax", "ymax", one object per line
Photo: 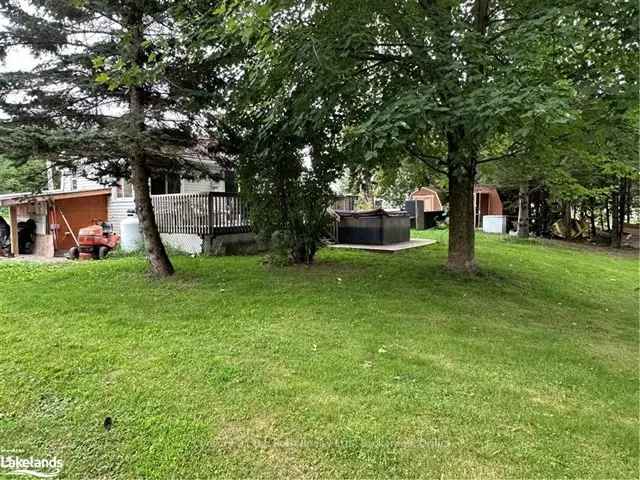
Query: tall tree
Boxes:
[
  {"xmin": 0, "ymin": 0, "xmax": 234, "ymax": 275},
  {"xmin": 249, "ymin": 0, "xmax": 581, "ymax": 272},
  {"xmin": 206, "ymin": 2, "xmax": 349, "ymax": 264},
  {"xmin": 491, "ymin": 0, "xmax": 640, "ymax": 244}
]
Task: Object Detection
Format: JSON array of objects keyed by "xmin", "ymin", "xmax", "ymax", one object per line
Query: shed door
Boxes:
[
  {"xmin": 475, "ymin": 193, "xmax": 490, "ymax": 227},
  {"xmin": 54, "ymin": 195, "xmax": 109, "ymax": 251}
]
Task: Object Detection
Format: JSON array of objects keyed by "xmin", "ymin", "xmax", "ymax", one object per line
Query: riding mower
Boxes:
[{"xmin": 68, "ymin": 220, "xmax": 120, "ymax": 260}]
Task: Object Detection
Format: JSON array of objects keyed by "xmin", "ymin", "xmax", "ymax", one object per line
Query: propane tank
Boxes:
[{"xmin": 120, "ymin": 209, "xmax": 142, "ymax": 252}]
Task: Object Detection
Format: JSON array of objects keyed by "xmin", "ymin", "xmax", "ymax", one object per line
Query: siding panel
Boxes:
[
  {"xmin": 76, "ymin": 177, "xmax": 104, "ymax": 191},
  {"xmin": 181, "ymin": 178, "xmax": 225, "ymax": 193},
  {"xmin": 108, "ymin": 199, "xmax": 136, "ymax": 234}
]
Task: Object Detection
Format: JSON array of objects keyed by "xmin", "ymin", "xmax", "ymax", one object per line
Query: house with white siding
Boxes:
[
  {"xmin": 0, "ymin": 155, "xmax": 252, "ymax": 257},
  {"xmin": 48, "ymin": 159, "xmax": 228, "ymax": 234}
]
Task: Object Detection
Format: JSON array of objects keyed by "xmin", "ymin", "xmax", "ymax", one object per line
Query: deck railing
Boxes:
[{"xmin": 151, "ymin": 192, "xmax": 250, "ymax": 236}]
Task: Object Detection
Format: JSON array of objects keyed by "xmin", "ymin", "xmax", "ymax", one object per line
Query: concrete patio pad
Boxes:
[{"xmin": 328, "ymin": 238, "xmax": 436, "ymax": 253}]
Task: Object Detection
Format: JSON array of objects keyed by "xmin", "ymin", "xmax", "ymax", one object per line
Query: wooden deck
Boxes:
[{"xmin": 151, "ymin": 192, "xmax": 251, "ymax": 236}]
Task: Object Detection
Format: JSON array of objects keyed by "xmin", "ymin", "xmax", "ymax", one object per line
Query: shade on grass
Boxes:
[{"xmin": 0, "ymin": 231, "xmax": 637, "ymax": 479}]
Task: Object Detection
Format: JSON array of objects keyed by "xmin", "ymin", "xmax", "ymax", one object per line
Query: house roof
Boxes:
[
  {"xmin": 0, "ymin": 192, "xmax": 30, "ymax": 204},
  {"xmin": 0, "ymin": 188, "xmax": 111, "ymax": 207}
]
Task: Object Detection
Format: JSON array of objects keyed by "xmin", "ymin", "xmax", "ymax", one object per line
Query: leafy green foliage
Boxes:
[
  {"xmin": 204, "ymin": 3, "xmax": 348, "ymax": 264},
  {"xmin": 232, "ymin": 120, "xmax": 339, "ymax": 265},
  {"xmin": 0, "ymin": 157, "xmax": 47, "ymax": 194},
  {"xmin": 280, "ymin": 0, "xmax": 580, "ymax": 170},
  {"xmin": 0, "ymin": 0, "xmax": 232, "ymax": 179},
  {"xmin": 479, "ymin": 0, "xmax": 639, "ymax": 240},
  {"xmin": 374, "ymin": 161, "xmax": 446, "ymax": 208},
  {"xmin": 224, "ymin": 0, "xmax": 639, "ymax": 269}
]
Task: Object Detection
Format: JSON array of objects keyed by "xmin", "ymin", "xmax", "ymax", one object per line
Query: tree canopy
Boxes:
[
  {"xmin": 252, "ymin": 0, "xmax": 638, "ymax": 263},
  {"xmin": 0, "ymin": 0, "xmax": 636, "ymax": 271},
  {"xmin": 0, "ymin": 0, "xmax": 242, "ymax": 275}
]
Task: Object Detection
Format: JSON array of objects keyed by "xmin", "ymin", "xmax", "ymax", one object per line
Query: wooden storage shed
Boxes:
[
  {"xmin": 409, "ymin": 187, "xmax": 444, "ymax": 212},
  {"xmin": 0, "ymin": 189, "xmax": 110, "ymax": 257},
  {"xmin": 474, "ymin": 185, "xmax": 503, "ymax": 228},
  {"xmin": 410, "ymin": 185, "xmax": 503, "ymax": 229}
]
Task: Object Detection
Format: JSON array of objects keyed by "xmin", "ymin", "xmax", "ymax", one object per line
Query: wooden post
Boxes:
[
  {"xmin": 9, "ymin": 205, "xmax": 19, "ymax": 256},
  {"xmin": 472, "ymin": 192, "xmax": 477, "ymax": 228},
  {"xmin": 208, "ymin": 192, "xmax": 215, "ymax": 236}
]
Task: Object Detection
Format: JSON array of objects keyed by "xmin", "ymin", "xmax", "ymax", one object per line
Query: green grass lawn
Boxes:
[{"xmin": 0, "ymin": 231, "xmax": 638, "ymax": 479}]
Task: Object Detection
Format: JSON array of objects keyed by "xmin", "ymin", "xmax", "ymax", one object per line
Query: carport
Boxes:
[{"xmin": 0, "ymin": 188, "xmax": 111, "ymax": 257}]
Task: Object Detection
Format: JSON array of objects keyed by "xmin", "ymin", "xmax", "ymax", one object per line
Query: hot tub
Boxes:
[{"xmin": 335, "ymin": 209, "xmax": 410, "ymax": 245}]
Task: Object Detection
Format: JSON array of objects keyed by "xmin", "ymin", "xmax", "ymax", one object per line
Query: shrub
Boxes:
[{"xmin": 241, "ymin": 148, "xmax": 337, "ymax": 265}]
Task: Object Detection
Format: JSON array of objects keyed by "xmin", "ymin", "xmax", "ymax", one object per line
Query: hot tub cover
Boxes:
[
  {"xmin": 334, "ymin": 208, "xmax": 409, "ymax": 219},
  {"xmin": 334, "ymin": 209, "xmax": 410, "ymax": 245}
]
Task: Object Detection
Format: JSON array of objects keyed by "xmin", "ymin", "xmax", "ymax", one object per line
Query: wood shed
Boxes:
[
  {"xmin": 409, "ymin": 187, "xmax": 444, "ymax": 212},
  {"xmin": 410, "ymin": 185, "xmax": 503, "ymax": 229},
  {"xmin": 0, "ymin": 189, "xmax": 110, "ymax": 257},
  {"xmin": 474, "ymin": 185, "xmax": 503, "ymax": 228}
]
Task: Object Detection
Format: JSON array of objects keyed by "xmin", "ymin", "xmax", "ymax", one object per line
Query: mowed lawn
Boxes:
[{"xmin": 0, "ymin": 232, "xmax": 637, "ymax": 479}]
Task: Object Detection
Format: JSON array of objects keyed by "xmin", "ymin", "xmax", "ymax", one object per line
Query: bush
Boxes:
[{"xmin": 238, "ymin": 134, "xmax": 339, "ymax": 265}]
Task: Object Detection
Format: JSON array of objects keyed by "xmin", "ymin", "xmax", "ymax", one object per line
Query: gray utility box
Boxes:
[
  {"xmin": 404, "ymin": 200, "xmax": 445, "ymax": 229},
  {"xmin": 404, "ymin": 200, "xmax": 425, "ymax": 230},
  {"xmin": 335, "ymin": 209, "xmax": 410, "ymax": 245},
  {"xmin": 482, "ymin": 215, "xmax": 508, "ymax": 234}
]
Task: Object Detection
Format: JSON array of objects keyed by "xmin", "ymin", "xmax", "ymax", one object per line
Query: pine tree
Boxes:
[{"xmin": 0, "ymin": 0, "xmax": 233, "ymax": 276}]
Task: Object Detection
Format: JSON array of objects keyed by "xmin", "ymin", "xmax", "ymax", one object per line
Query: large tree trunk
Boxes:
[
  {"xmin": 562, "ymin": 200, "xmax": 572, "ymax": 229},
  {"xmin": 447, "ymin": 128, "xmax": 476, "ymax": 272},
  {"xmin": 588, "ymin": 201, "xmax": 597, "ymax": 238},
  {"xmin": 448, "ymin": 170, "xmax": 476, "ymax": 272},
  {"xmin": 126, "ymin": 1, "xmax": 174, "ymax": 276},
  {"xmin": 130, "ymin": 149, "xmax": 175, "ymax": 276},
  {"xmin": 620, "ymin": 178, "xmax": 629, "ymax": 235},
  {"xmin": 626, "ymin": 180, "xmax": 632, "ymax": 223},
  {"xmin": 444, "ymin": 0, "xmax": 488, "ymax": 272},
  {"xmin": 517, "ymin": 181, "xmax": 530, "ymax": 238},
  {"xmin": 611, "ymin": 188, "xmax": 621, "ymax": 248}
]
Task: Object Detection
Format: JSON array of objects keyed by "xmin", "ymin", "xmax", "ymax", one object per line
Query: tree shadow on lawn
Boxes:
[{"xmin": 274, "ymin": 244, "xmax": 638, "ymax": 342}]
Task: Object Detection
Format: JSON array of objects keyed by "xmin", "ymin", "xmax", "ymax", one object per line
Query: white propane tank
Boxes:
[{"xmin": 120, "ymin": 210, "xmax": 142, "ymax": 252}]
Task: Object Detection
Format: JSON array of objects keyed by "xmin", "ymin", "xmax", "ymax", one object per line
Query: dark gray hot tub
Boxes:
[{"xmin": 335, "ymin": 209, "xmax": 410, "ymax": 245}]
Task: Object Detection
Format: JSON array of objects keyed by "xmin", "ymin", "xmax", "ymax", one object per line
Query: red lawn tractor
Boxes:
[{"xmin": 68, "ymin": 221, "xmax": 120, "ymax": 260}]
